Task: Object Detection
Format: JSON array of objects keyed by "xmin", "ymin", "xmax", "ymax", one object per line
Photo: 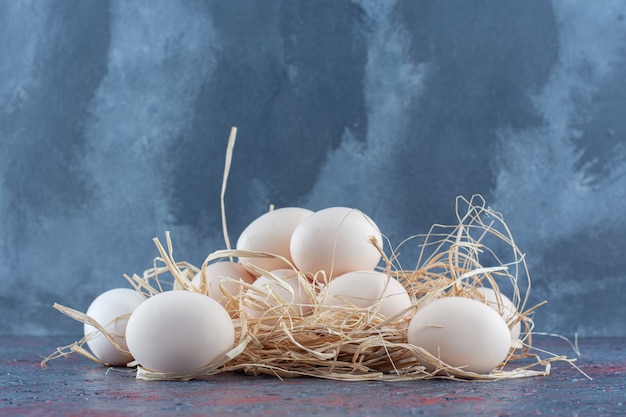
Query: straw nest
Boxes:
[
  {"xmin": 42, "ymin": 128, "xmax": 580, "ymax": 381},
  {"xmin": 42, "ymin": 195, "xmax": 579, "ymax": 381}
]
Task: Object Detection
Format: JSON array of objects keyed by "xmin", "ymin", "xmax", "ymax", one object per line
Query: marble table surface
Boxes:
[{"xmin": 1, "ymin": 336, "xmax": 624, "ymax": 416}]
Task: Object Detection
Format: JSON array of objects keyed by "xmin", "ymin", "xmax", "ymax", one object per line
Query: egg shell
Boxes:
[
  {"xmin": 83, "ymin": 288, "xmax": 144, "ymax": 366},
  {"xmin": 236, "ymin": 207, "xmax": 313, "ymax": 275},
  {"xmin": 290, "ymin": 207, "xmax": 383, "ymax": 279},
  {"xmin": 407, "ymin": 296, "xmax": 512, "ymax": 374},
  {"xmin": 319, "ymin": 270, "xmax": 411, "ymax": 321},
  {"xmin": 243, "ymin": 269, "xmax": 315, "ymax": 321},
  {"xmin": 473, "ymin": 287, "xmax": 522, "ymax": 344},
  {"xmin": 191, "ymin": 261, "xmax": 256, "ymax": 305},
  {"xmin": 125, "ymin": 290, "xmax": 235, "ymax": 374}
]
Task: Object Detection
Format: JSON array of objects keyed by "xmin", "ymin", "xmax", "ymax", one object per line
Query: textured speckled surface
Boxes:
[
  {"xmin": 2, "ymin": 1, "xmax": 626, "ymax": 339},
  {"xmin": 2, "ymin": 336, "xmax": 625, "ymax": 416}
]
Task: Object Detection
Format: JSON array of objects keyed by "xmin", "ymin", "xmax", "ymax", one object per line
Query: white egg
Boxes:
[
  {"xmin": 407, "ymin": 297, "xmax": 512, "ymax": 374},
  {"xmin": 473, "ymin": 287, "xmax": 522, "ymax": 344},
  {"xmin": 290, "ymin": 207, "xmax": 383, "ymax": 279},
  {"xmin": 319, "ymin": 270, "xmax": 411, "ymax": 321},
  {"xmin": 125, "ymin": 291, "xmax": 235, "ymax": 374},
  {"xmin": 191, "ymin": 261, "xmax": 256, "ymax": 305},
  {"xmin": 83, "ymin": 288, "xmax": 144, "ymax": 366},
  {"xmin": 236, "ymin": 207, "xmax": 313, "ymax": 275},
  {"xmin": 242, "ymin": 269, "xmax": 315, "ymax": 321}
]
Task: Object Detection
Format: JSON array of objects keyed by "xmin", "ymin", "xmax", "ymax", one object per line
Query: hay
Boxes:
[
  {"xmin": 41, "ymin": 127, "xmax": 580, "ymax": 381},
  {"xmin": 42, "ymin": 196, "xmax": 577, "ymax": 381}
]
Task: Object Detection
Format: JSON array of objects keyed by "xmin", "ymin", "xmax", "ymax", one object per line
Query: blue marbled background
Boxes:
[{"xmin": 1, "ymin": 1, "xmax": 625, "ymax": 337}]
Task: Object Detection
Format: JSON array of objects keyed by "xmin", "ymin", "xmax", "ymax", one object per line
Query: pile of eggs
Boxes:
[{"xmin": 83, "ymin": 206, "xmax": 523, "ymax": 376}]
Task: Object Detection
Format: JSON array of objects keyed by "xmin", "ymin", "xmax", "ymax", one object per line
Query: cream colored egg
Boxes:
[
  {"xmin": 83, "ymin": 288, "xmax": 144, "ymax": 366},
  {"xmin": 191, "ymin": 261, "xmax": 256, "ymax": 305},
  {"xmin": 407, "ymin": 297, "xmax": 512, "ymax": 374},
  {"xmin": 473, "ymin": 287, "xmax": 522, "ymax": 345},
  {"xmin": 290, "ymin": 207, "xmax": 383, "ymax": 279},
  {"xmin": 319, "ymin": 270, "xmax": 411, "ymax": 321},
  {"xmin": 242, "ymin": 269, "xmax": 315, "ymax": 321},
  {"xmin": 125, "ymin": 291, "xmax": 235, "ymax": 374},
  {"xmin": 236, "ymin": 207, "xmax": 313, "ymax": 275}
]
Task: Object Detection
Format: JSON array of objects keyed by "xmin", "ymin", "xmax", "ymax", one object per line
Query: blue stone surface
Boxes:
[{"xmin": 1, "ymin": 1, "xmax": 625, "ymax": 336}]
